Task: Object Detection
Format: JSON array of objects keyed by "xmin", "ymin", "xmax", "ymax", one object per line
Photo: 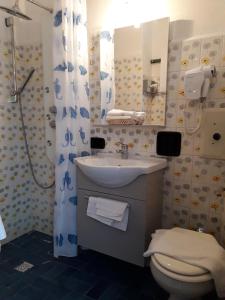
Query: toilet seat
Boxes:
[
  {"xmin": 154, "ymin": 253, "xmax": 208, "ymax": 276},
  {"xmin": 152, "ymin": 254, "xmax": 212, "ymax": 283}
]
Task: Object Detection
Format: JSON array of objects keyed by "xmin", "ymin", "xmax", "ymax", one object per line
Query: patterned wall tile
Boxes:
[
  {"xmin": 166, "ymin": 99, "xmax": 177, "ymax": 127},
  {"xmin": 189, "ymin": 212, "xmax": 208, "ymax": 231},
  {"xmin": 208, "ymin": 67, "xmax": 225, "ymax": 99},
  {"xmin": 167, "ymin": 71, "xmax": 180, "ymax": 99},
  {"xmin": 168, "ymin": 40, "xmax": 182, "ymax": 72},
  {"xmin": 200, "ymin": 36, "xmax": 223, "ymax": 67},
  {"xmin": 190, "ymin": 183, "xmax": 210, "ymax": 213},
  {"xmin": 221, "ymin": 36, "xmax": 225, "ymax": 67},
  {"xmin": 180, "ymin": 39, "xmax": 201, "ymax": 71},
  {"xmin": 175, "ymin": 99, "xmax": 185, "ymax": 128},
  {"xmin": 176, "ymin": 71, "xmax": 185, "ymax": 100},
  {"xmin": 0, "ymin": 41, "xmax": 54, "ymax": 243},
  {"xmin": 173, "ymin": 156, "xmax": 192, "ymax": 182},
  {"xmin": 193, "ymin": 131, "xmax": 202, "ymax": 155},
  {"xmin": 172, "ymin": 181, "xmax": 191, "ymax": 208},
  {"xmin": 170, "ymin": 205, "xmax": 190, "ymax": 228},
  {"xmin": 180, "ymin": 130, "xmax": 194, "ymax": 155}
]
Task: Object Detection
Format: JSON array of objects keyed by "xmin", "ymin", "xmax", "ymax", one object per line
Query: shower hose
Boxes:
[{"xmin": 17, "ymin": 70, "xmax": 55, "ymax": 189}]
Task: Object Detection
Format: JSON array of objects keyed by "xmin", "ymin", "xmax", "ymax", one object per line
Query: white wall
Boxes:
[{"xmin": 87, "ymin": 0, "xmax": 225, "ymax": 38}]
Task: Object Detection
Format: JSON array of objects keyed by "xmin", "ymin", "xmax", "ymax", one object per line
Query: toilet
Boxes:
[{"xmin": 150, "ymin": 253, "xmax": 214, "ymax": 300}]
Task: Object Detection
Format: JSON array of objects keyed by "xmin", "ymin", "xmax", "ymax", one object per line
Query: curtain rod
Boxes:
[{"xmin": 26, "ymin": 0, "xmax": 53, "ymax": 14}]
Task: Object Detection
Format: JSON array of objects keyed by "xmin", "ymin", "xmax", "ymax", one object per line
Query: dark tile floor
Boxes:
[{"xmin": 0, "ymin": 231, "xmax": 218, "ymax": 300}]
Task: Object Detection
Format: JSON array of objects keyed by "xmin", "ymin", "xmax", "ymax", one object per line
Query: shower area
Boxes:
[{"xmin": 0, "ymin": 0, "xmax": 55, "ymax": 243}]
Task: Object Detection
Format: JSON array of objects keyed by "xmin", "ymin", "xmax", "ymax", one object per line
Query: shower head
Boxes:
[{"xmin": 0, "ymin": 1, "xmax": 32, "ymax": 21}]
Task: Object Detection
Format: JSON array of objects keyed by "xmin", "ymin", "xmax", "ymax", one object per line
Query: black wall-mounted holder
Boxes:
[
  {"xmin": 150, "ymin": 58, "xmax": 161, "ymax": 64},
  {"xmin": 156, "ymin": 131, "xmax": 182, "ymax": 156},
  {"xmin": 91, "ymin": 137, "xmax": 106, "ymax": 149}
]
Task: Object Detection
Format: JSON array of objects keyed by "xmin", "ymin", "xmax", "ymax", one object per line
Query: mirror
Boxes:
[{"xmin": 99, "ymin": 17, "xmax": 169, "ymax": 126}]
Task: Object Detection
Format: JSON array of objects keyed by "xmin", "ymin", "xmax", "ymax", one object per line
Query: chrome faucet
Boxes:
[{"xmin": 116, "ymin": 142, "xmax": 129, "ymax": 159}]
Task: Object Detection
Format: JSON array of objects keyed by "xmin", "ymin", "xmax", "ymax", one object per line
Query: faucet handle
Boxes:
[
  {"xmin": 116, "ymin": 141, "xmax": 128, "ymax": 147},
  {"xmin": 116, "ymin": 142, "xmax": 128, "ymax": 158},
  {"xmin": 121, "ymin": 143, "xmax": 128, "ymax": 151}
]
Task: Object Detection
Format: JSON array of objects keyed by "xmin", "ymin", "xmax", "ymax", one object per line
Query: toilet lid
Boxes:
[{"xmin": 153, "ymin": 253, "xmax": 209, "ymax": 276}]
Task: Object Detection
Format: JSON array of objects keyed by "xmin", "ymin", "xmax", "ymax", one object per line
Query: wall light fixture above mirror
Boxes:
[{"xmin": 97, "ymin": 17, "xmax": 169, "ymax": 126}]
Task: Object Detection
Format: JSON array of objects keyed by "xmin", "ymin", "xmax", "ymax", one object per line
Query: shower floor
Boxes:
[{"xmin": 0, "ymin": 231, "xmax": 218, "ymax": 300}]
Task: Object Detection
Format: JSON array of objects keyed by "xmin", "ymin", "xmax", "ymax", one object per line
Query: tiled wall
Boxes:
[
  {"xmin": 0, "ymin": 41, "xmax": 54, "ymax": 243},
  {"xmin": 90, "ymin": 34, "xmax": 225, "ymax": 246}
]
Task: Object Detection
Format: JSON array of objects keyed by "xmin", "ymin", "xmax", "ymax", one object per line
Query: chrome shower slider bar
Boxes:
[{"xmin": 26, "ymin": 0, "xmax": 53, "ymax": 14}]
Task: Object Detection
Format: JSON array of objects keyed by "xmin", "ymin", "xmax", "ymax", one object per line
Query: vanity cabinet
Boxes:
[{"xmin": 77, "ymin": 167, "xmax": 164, "ymax": 267}]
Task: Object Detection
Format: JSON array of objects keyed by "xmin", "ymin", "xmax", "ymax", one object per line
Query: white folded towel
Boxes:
[
  {"xmin": 107, "ymin": 109, "xmax": 136, "ymax": 117},
  {"xmin": 106, "ymin": 115, "xmax": 133, "ymax": 121},
  {"xmin": 107, "ymin": 109, "xmax": 145, "ymax": 117},
  {"xmin": 143, "ymin": 227, "xmax": 225, "ymax": 298},
  {"xmin": 95, "ymin": 197, "xmax": 128, "ymax": 222},
  {"xmin": 0, "ymin": 215, "xmax": 6, "ymax": 240},
  {"xmin": 106, "ymin": 115, "xmax": 134, "ymax": 120},
  {"xmin": 106, "ymin": 111, "xmax": 146, "ymax": 125},
  {"xmin": 87, "ymin": 197, "xmax": 129, "ymax": 231},
  {"xmin": 135, "ymin": 112, "xmax": 145, "ymax": 117}
]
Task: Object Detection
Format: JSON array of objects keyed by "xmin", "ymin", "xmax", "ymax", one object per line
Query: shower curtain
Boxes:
[{"xmin": 53, "ymin": 0, "xmax": 90, "ymax": 257}]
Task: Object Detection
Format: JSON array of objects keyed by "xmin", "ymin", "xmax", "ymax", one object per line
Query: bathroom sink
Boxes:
[{"xmin": 76, "ymin": 155, "xmax": 167, "ymax": 188}]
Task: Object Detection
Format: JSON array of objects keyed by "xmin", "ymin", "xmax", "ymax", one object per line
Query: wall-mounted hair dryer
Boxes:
[
  {"xmin": 184, "ymin": 65, "xmax": 216, "ymax": 100},
  {"xmin": 183, "ymin": 65, "xmax": 217, "ymax": 134}
]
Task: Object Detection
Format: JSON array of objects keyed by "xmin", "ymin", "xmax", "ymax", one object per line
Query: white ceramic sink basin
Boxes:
[{"xmin": 76, "ymin": 155, "xmax": 167, "ymax": 188}]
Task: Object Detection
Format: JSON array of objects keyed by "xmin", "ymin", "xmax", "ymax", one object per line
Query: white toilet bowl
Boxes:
[
  {"xmin": 0, "ymin": 215, "xmax": 6, "ymax": 252},
  {"xmin": 150, "ymin": 253, "xmax": 214, "ymax": 300}
]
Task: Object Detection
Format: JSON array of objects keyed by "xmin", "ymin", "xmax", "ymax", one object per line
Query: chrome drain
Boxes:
[{"xmin": 14, "ymin": 261, "xmax": 34, "ymax": 272}]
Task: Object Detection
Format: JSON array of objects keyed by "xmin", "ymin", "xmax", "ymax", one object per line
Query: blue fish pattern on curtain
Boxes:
[{"xmin": 53, "ymin": 0, "xmax": 90, "ymax": 257}]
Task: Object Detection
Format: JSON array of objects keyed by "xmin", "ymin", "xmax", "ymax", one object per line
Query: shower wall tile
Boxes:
[
  {"xmin": 0, "ymin": 41, "xmax": 54, "ymax": 243},
  {"xmin": 89, "ymin": 33, "xmax": 225, "ymax": 246}
]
